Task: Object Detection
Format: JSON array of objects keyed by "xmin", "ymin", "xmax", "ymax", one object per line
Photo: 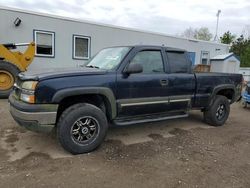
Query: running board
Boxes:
[{"xmin": 113, "ymin": 112, "xmax": 188, "ymax": 126}]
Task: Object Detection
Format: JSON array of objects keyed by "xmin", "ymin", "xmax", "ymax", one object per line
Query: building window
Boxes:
[
  {"xmin": 73, "ymin": 35, "xmax": 90, "ymax": 59},
  {"xmin": 34, "ymin": 30, "xmax": 55, "ymax": 57},
  {"xmin": 201, "ymin": 51, "xmax": 210, "ymax": 65}
]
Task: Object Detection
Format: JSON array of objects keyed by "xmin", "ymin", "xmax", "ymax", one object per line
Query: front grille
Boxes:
[{"xmin": 13, "ymin": 85, "xmax": 21, "ymax": 99}]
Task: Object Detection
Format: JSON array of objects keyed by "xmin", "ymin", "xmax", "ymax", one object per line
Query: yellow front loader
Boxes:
[{"xmin": 0, "ymin": 42, "xmax": 35, "ymax": 98}]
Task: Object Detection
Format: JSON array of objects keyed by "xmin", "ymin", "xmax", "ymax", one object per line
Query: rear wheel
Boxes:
[
  {"xmin": 0, "ymin": 61, "xmax": 20, "ymax": 98},
  {"xmin": 57, "ymin": 103, "xmax": 108, "ymax": 154},
  {"xmin": 204, "ymin": 95, "xmax": 230, "ymax": 126}
]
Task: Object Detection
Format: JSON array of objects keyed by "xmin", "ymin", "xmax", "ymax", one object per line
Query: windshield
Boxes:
[{"xmin": 86, "ymin": 47, "xmax": 131, "ymax": 70}]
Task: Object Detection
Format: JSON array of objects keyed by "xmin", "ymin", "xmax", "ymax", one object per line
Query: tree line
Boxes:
[{"xmin": 181, "ymin": 27, "xmax": 250, "ymax": 67}]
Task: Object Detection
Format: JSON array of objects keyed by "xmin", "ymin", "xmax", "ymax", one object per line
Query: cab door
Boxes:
[{"xmin": 116, "ymin": 47, "xmax": 170, "ymax": 117}]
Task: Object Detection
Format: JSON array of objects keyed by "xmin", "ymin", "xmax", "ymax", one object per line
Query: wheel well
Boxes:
[
  {"xmin": 56, "ymin": 94, "xmax": 112, "ymax": 122},
  {"xmin": 216, "ymin": 89, "xmax": 234, "ymax": 100}
]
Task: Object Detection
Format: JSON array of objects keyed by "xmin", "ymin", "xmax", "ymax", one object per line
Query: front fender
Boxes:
[{"xmin": 52, "ymin": 87, "xmax": 117, "ymax": 119}]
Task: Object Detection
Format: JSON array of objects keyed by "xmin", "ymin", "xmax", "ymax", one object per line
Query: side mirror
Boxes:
[{"xmin": 124, "ymin": 63, "xmax": 143, "ymax": 74}]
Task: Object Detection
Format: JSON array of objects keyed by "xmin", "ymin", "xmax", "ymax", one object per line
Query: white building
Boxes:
[{"xmin": 0, "ymin": 6, "xmax": 230, "ymax": 71}]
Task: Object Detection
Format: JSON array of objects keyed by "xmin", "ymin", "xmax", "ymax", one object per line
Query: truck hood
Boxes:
[{"xmin": 18, "ymin": 67, "xmax": 107, "ymax": 81}]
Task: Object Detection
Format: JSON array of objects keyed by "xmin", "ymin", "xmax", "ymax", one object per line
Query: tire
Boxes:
[
  {"xmin": 0, "ymin": 61, "xmax": 21, "ymax": 98},
  {"xmin": 204, "ymin": 95, "xmax": 230, "ymax": 126},
  {"xmin": 57, "ymin": 103, "xmax": 108, "ymax": 154}
]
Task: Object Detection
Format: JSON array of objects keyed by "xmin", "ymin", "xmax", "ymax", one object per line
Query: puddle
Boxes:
[
  {"xmin": 0, "ymin": 112, "xmax": 213, "ymax": 162},
  {"xmin": 0, "ymin": 129, "xmax": 71, "ymax": 161}
]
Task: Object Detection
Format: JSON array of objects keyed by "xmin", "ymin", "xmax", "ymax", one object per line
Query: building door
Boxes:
[
  {"xmin": 201, "ymin": 51, "xmax": 210, "ymax": 65},
  {"xmin": 226, "ymin": 61, "xmax": 237, "ymax": 73}
]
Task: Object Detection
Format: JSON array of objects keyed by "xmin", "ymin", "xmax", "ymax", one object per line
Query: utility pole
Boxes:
[{"xmin": 214, "ymin": 10, "xmax": 221, "ymax": 41}]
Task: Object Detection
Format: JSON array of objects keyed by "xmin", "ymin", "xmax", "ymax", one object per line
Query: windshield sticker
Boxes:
[{"xmin": 105, "ymin": 56, "xmax": 120, "ymax": 60}]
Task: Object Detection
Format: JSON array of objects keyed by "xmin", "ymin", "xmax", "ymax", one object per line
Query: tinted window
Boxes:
[
  {"xmin": 130, "ymin": 51, "xmax": 164, "ymax": 73},
  {"xmin": 167, "ymin": 51, "xmax": 188, "ymax": 73}
]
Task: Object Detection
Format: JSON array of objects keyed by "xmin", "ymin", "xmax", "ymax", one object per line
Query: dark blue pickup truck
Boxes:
[{"xmin": 9, "ymin": 45, "xmax": 243, "ymax": 154}]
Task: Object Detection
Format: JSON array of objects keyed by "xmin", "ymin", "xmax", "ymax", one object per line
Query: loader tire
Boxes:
[{"xmin": 0, "ymin": 61, "xmax": 20, "ymax": 98}]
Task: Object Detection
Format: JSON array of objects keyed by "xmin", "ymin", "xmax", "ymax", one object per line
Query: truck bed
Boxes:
[{"xmin": 194, "ymin": 72, "xmax": 242, "ymax": 107}]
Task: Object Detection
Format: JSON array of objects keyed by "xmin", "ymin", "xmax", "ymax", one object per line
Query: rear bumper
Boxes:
[{"xmin": 9, "ymin": 93, "xmax": 58, "ymax": 133}]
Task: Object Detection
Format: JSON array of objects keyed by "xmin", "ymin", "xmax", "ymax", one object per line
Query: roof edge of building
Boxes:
[
  {"xmin": 211, "ymin": 53, "xmax": 240, "ymax": 61},
  {"xmin": 0, "ymin": 5, "xmax": 230, "ymax": 47}
]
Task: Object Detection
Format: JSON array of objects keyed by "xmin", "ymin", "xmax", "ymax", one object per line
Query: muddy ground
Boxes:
[{"xmin": 0, "ymin": 99, "xmax": 250, "ymax": 188}]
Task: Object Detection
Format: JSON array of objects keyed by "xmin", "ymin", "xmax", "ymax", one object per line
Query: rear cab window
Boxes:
[{"xmin": 166, "ymin": 51, "xmax": 190, "ymax": 73}]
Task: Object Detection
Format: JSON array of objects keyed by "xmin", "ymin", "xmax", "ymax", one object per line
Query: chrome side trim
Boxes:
[
  {"xmin": 10, "ymin": 106, "xmax": 57, "ymax": 125},
  {"xmin": 119, "ymin": 96, "xmax": 191, "ymax": 107},
  {"xmin": 120, "ymin": 100, "xmax": 169, "ymax": 107},
  {"xmin": 169, "ymin": 99, "xmax": 190, "ymax": 103}
]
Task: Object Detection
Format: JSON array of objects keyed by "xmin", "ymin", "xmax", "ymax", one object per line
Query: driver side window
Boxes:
[{"xmin": 130, "ymin": 50, "xmax": 164, "ymax": 73}]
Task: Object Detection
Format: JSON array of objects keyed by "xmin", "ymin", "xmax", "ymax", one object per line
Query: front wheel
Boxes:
[
  {"xmin": 57, "ymin": 103, "xmax": 108, "ymax": 154},
  {"xmin": 204, "ymin": 95, "xmax": 230, "ymax": 126}
]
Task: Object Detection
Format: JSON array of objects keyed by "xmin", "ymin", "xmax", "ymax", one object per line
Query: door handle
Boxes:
[{"xmin": 160, "ymin": 79, "xmax": 168, "ymax": 86}]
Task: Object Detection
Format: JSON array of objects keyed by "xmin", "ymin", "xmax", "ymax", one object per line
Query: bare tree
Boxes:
[
  {"xmin": 181, "ymin": 27, "xmax": 213, "ymax": 41},
  {"xmin": 195, "ymin": 27, "xmax": 213, "ymax": 41},
  {"xmin": 181, "ymin": 27, "xmax": 196, "ymax": 39}
]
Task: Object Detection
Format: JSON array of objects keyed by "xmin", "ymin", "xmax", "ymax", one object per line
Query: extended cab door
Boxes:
[{"xmin": 164, "ymin": 50, "xmax": 196, "ymax": 111}]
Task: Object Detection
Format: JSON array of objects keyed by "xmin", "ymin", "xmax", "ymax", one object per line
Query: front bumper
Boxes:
[{"xmin": 9, "ymin": 93, "xmax": 58, "ymax": 133}]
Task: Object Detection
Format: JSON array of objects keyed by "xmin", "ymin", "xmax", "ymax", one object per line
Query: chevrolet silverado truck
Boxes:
[{"xmin": 9, "ymin": 45, "xmax": 243, "ymax": 154}]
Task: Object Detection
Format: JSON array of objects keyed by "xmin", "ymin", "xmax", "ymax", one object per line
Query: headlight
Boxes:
[
  {"xmin": 21, "ymin": 81, "xmax": 38, "ymax": 90},
  {"xmin": 20, "ymin": 81, "xmax": 38, "ymax": 103}
]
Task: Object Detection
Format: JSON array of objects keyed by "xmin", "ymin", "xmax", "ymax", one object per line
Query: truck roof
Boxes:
[{"xmin": 109, "ymin": 45, "xmax": 186, "ymax": 52}]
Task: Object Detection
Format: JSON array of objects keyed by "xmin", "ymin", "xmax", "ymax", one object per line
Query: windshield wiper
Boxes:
[{"xmin": 85, "ymin": 65, "xmax": 100, "ymax": 69}]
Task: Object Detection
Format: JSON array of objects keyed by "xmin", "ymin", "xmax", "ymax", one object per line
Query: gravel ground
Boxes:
[{"xmin": 0, "ymin": 99, "xmax": 250, "ymax": 188}]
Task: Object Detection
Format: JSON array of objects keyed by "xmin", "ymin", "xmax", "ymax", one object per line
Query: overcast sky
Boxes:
[{"xmin": 1, "ymin": 0, "xmax": 250, "ymax": 38}]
